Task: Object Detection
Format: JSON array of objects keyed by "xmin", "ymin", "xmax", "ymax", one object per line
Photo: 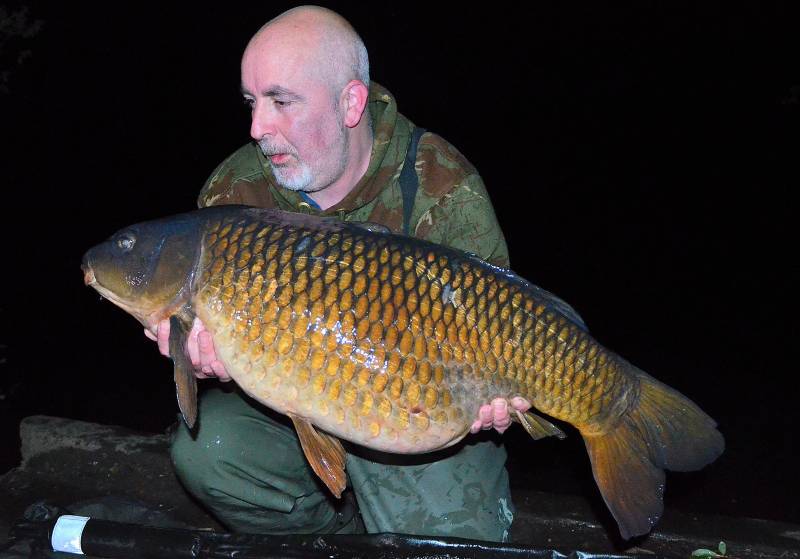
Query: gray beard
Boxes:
[
  {"xmin": 258, "ymin": 130, "xmax": 349, "ymax": 194},
  {"xmin": 269, "ymin": 160, "xmax": 315, "ymax": 192},
  {"xmin": 258, "ymin": 140, "xmax": 313, "ymax": 191},
  {"xmin": 257, "ymin": 98, "xmax": 350, "ymax": 194}
]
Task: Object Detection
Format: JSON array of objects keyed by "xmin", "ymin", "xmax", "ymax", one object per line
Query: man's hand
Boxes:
[
  {"xmin": 144, "ymin": 317, "xmax": 231, "ymax": 381},
  {"xmin": 470, "ymin": 397, "xmax": 531, "ymax": 434}
]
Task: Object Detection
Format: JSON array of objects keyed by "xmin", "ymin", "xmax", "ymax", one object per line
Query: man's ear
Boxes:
[{"xmin": 341, "ymin": 80, "xmax": 369, "ymax": 128}]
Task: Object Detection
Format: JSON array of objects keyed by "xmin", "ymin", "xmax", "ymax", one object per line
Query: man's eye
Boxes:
[
  {"xmin": 243, "ymin": 98, "xmax": 254, "ymax": 109},
  {"xmin": 274, "ymin": 99, "xmax": 290, "ymax": 108}
]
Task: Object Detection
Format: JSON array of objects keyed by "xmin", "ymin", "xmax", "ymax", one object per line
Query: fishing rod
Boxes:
[{"xmin": 7, "ymin": 513, "xmax": 659, "ymax": 559}]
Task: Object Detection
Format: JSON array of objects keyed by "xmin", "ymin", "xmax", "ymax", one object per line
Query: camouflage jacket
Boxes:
[{"xmin": 197, "ymin": 82, "xmax": 509, "ymax": 267}]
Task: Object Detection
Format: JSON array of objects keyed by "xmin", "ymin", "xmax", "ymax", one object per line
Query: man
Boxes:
[{"xmin": 150, "ymin": 5, "xmax": 531, "ymax": 541}]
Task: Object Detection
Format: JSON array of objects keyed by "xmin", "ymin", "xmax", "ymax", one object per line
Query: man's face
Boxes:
[{"xmin": 241, "ymin": 35, "xmax": 349, "ymax": 193}]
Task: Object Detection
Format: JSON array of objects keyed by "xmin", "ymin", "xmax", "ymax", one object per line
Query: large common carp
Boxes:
[{"xmin": 82, "ymin": 206, "xmax": 723, "ymax": 539}]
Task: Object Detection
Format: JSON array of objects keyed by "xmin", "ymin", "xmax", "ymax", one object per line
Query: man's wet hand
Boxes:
[
  {"xmin": 470, "ymin": 397, "xmax": 531, "ymax": 434},
  {"xmin": 144, "ymin": 318, "xmax": 231, "ymax": 382}
]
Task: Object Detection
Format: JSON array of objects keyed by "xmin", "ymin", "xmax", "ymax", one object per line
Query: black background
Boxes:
[{"xmin": 1, "ymin": 2, "xmax": 797, "ymax": 526}]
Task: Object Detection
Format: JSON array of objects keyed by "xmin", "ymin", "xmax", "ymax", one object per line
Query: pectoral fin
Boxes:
[
  {"xmin": 288, "ymin": 413, "xmax": 347, "ymax": 498},
  {"xmin": 513, "ymin": 409, "xmax": 566, "ymax": 440},
  {"xmin": 169, "ymin": 315, "xmax": 197, "ymax": 429}
]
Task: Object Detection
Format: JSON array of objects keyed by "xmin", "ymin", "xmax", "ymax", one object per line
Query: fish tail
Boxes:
[{"xmin": 579, "ymin": 365, "xmax": 724, "ymax": 539}]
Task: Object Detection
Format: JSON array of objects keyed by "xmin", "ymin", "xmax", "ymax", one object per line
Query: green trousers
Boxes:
[{"xmin": 171, "ymin": 388, "xmax": 515, "ymax": 541}]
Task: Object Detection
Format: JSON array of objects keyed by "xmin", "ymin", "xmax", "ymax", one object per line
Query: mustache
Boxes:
[{"xmin": 258, "ymin": 139, "xmax": 297, "ymax": 158}]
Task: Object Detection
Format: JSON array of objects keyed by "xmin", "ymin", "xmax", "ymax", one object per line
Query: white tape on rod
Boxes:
[{"xmin": 51, "ymin": 515, "xmax": 90, "ymax": 554}]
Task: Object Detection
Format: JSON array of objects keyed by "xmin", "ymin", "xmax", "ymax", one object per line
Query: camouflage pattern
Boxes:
[
  {"xmin": 172, "ymin": 387, "xmax": 512, "ymax": 540},
  {"xmin": 197, "ymin": 82, "xmax": 509, "ymax": 267},
  {"xmin": 173, "ymin": 83, "xmax": 515, "ymax": 541}
]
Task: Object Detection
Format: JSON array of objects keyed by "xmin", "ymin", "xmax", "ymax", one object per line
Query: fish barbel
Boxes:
[{"xmin": 82, "ymin": 206, "xmax": 724, "ymax": 539}]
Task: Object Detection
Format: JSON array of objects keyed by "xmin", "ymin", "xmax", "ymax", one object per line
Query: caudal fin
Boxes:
[{"xmin": 581, "ymin": 366, "xmax": 724, "ymax": 539}]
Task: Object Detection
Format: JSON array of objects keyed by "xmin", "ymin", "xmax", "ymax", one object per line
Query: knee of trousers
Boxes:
[
  {"xmin": 170, "ymin": 389, "xmax": 237, "ymax": 496},
  {"xmin": 170, "ymin": 389, "xmax": 304, "ymax": 502},
  {"xmin": 348, "ymin": 440, "xmax": 515, "ymax": 542},
  {"xmin": 169, "ymin": 389, "xmax": 341, "ymax": 533},
  {"xmin": 170, "ymin": 417, "xmax": 220, "ymax": 503}
]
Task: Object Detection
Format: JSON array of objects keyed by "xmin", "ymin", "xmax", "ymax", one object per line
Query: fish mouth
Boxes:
[
  {"xmin": 82, "ymin": 265, "xmax": 96, "ymax": 286},
  {"xmin": 81, "ymin": 254, "xmax": 97, "ymax": 286}
]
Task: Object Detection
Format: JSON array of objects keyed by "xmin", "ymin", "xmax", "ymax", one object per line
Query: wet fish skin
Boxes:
[
  {"xmin": 196, "ymin": 211, "xmax": 602, "ymax": 452},
  {"xmin": 82, "ymin": 206, "xmax": 724, "ymax": 539}
]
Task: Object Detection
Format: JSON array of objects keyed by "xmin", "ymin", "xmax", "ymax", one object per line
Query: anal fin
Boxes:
[
  {"xmin": 513, "ymin": 409, "xmax": 566, "ymax": 440},
  {"xmin": 288, "ymin": 413, "xmax": 347, "ymax": 498},
  {"xmin": 169, "ymin": 315, "xmax": 197, "ymax": 429}
]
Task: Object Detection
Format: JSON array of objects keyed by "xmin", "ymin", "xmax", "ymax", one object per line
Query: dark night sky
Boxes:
[{"xmin": 1, "ymin": 2, "xmax": 798, "ymax": 526}]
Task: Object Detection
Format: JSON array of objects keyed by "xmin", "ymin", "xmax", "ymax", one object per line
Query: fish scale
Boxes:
[
  {"xmin": 83, "ymin": 206, "xmax": 723, "ymax": 539},
  {"xmin": 194, "ymin": 212, "xmax": 624, "ymax": 453}
]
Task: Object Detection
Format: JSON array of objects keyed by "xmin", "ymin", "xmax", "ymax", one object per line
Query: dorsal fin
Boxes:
[{"xmin": 474, "ymin": 257, "xmax": 589, "ymax": 332}]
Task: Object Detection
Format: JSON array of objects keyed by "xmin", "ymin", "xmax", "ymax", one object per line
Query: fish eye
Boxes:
[{"xmin": 117, "ymin": 234, "xmax": 136, "ymax": 252}]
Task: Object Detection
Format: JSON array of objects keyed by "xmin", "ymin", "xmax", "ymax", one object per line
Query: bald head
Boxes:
[
  {"xmin": 240, "ymin": 7, "xmax": 374, "ymax": 208},
  {"xmin": 246, "ymin": 6, "xmax": 369, "ymax": 96}
]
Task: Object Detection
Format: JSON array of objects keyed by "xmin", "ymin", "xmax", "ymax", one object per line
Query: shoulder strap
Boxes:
[{"xmin": 399, "ymin": 127, "xmax": 426, "ymax": 236}]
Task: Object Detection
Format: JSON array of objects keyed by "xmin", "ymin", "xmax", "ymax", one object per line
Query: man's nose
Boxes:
[{"xmin": 250, "ymin": 103, "xmax": 276, "ymax": 140}]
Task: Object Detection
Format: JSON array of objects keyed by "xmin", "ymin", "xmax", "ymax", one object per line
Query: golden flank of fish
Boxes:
[{"xmin": 82, "ymin": 206, "xmax": 724, "ymax": 540}]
